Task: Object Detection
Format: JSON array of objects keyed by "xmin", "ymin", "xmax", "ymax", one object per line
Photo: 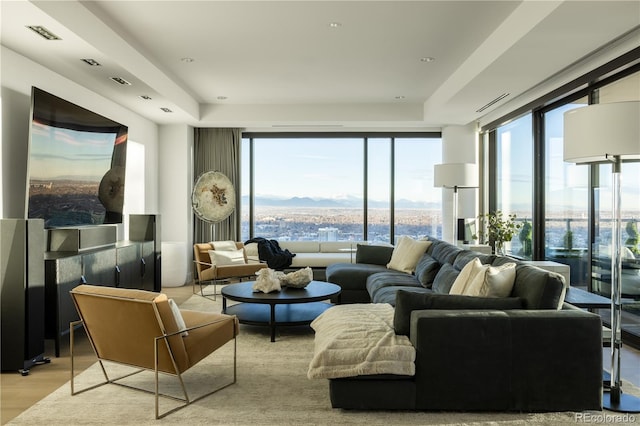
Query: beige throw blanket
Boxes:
[{"xmin": 307, "ymin": 303, "xmax": 416, "ymax": 379}]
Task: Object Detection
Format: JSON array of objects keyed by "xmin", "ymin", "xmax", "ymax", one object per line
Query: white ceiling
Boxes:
[{"xmin": 2, "ymin": 0, "xmax": 639, "ymax": 129}]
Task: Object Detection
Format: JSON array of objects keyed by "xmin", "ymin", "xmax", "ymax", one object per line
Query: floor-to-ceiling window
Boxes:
[
  {"xmin": 495, "ymin": 114, "xmax": 533, "ymax": 257},
  {"xmin": 483, "ymin": 56, "xmax": 640, "ymax": 346},
  {"xmin": 241, "ymin": 133, "xmax": 442, "ymax": 244},
  {"xmin": 591, "ymin": 73, "xmax": 640, "ymax": 338},
  {"xmin": 543, "ymin": 98, "xmax": 590, "ymax": 285},
  {"xmin": 366, "ymin": 138, "xmax": 391, "ymax": 243},
  {"xmin": 393, "ymin": 138, "xmax": 442, "ymax": 242}
]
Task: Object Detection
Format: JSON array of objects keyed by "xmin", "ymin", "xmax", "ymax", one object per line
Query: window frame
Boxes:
[{"xmin": 241, "ymin": 132, "xmax": 441, "ymax": 244}]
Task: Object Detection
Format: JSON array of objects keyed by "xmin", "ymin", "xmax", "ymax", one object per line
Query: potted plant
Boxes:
[
  {"xmin": 626, "ymin": 220, "xmax": 639, "ymax": 256},
  {"xmin": 519, "ymin": 220, "xmax": 532, "ymax": 258},
  {"xmin": 473, "ymin": 210, "xmax": 522, "ymax": 256}
]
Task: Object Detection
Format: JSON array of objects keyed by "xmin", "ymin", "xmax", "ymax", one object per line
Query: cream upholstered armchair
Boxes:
[
  {"xmin": 69, "ymin": 284, "xmax": 238, "ymax": 419},
  {"xmin": 193, "ymin": 241, "xmax": 267, "ymax": 300}
]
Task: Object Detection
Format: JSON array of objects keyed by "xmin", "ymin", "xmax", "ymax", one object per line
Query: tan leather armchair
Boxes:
[
  {"xmin": 193, "ymin": 241, "xmax": 267, "ymax": 299},
  {"xmin": 69, "ymin": 284, "xmax": 238, "ymax": 419}
]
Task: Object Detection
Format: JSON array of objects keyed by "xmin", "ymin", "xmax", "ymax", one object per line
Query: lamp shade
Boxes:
[
  {"xmin": 434, "ymin": 163, "xmax": 478, "ymax": 188},
  {"xmin": 564, "ymin": 101, "xmax": 640, "ymax": 164}
]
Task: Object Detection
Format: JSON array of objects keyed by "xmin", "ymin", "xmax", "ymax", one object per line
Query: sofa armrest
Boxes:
[{"xmin": 408, "ymin": 309, "xmax": 602, "ymax": 411}]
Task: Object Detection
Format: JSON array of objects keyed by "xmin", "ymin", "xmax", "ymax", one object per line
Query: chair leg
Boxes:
[
  {"xmin": 153, "ymin": 334, "xmax": 238, "ymax": 419},
  {"xmin": 194, "ymin": 278, "xmax": 230, "ymax": 301},
  {"xmin": 70, "ymin": 320, "xmax": 110, "ymax": 396}
]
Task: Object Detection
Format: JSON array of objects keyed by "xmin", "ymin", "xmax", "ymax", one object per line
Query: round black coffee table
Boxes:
[{"xmin": 221, "ymin": 280, "xmax": 341, "ymax": 342}]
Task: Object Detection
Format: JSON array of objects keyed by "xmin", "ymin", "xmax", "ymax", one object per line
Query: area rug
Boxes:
[{"xmin": 7, "ymin": 294, "xmax": 635, "ymax": 425}]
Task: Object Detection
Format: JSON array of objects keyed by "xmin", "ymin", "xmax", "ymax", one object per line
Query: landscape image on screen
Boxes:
[{"xmin": 27, "ymin": 87, "xmax": 128, "ymax": 228}]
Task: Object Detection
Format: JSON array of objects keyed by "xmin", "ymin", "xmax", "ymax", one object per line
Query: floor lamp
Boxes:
[
  {"xmin": 434, "ymin": 163, "xmax": 478, "ymax": 244},
  {"xmin": 564, "ymin": 101, "xmax": 640, "ymax": 412}
]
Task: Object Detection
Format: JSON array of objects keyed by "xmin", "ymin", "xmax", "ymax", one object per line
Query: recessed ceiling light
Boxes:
[
  {"xmin": 181, "ymin": 57, "xmax": 195, "ymax": 63},
  {"xmin": 420, "ymin": 57, "xmax": 435, "ymax": 63},
  {"xmin": 110, "ymin": 77, "xmax": 131, "ymax": 85},
  {"xmin": 329, "ymin": 22, "xmax": 342, "ymax": 28},
  {"xmin": 160, "ymin": 107, "xmax": 173, "ymax": 113},
  {"xmin": 26, "ymin": 25, "xmax": 61, "ymax": 40},
  {"xmin": 217, "ymin": 96, "xmax": 228, "ymax": 100},
  {"xmin": 81, "ymin": 58, "xmax": 101, "ymax": 66},
  {"xmin": 139, "ymin": 95, "xmax": 152, "ymax": 100}
]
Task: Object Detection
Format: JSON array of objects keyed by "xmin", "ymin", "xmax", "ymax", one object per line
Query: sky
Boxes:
[{"xmin": 243, "ymin": 137, "xmax": 443, "ymax": 203}]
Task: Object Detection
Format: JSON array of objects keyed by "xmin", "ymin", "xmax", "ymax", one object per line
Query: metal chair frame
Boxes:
[{"xmin": 70, "ymin": 303, "xmax": 237, "ymax": 419}]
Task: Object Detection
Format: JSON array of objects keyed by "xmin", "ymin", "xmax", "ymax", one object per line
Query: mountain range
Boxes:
[{"xmin": 242, "ymin": 195, "xmax": 440, "ymax": 209}]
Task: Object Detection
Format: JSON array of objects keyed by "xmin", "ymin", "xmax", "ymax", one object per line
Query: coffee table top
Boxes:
[{"xmin": 221, "ymin": 280, "xmax": 341, "ymax": 304}]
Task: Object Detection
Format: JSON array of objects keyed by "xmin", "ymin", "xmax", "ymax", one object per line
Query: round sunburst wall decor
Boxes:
[{"xmin": 191, "ymin": 171, "xmax": 236, "ymax": 223}]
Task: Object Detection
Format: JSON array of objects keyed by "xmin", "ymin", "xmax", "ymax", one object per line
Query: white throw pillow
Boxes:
[
  {"xmin": 464, "ymin": 262, "xmax": 517, "ymax": 298},
  {"xmin": 211, "ymin": 249, "xmax": 246, "ymax": 266},
  {"xmin": 211, "ymin": 240, "xmax": 238, "ymax": 251},
  {"xmin": 387, "ymin": 236, "xmax": 432, "ymax": 274},
  {"xmin": 168, "ymin": 298, "xmax": 188, "ymax": 337},
  {"xmin": 449, "ymin": 258, "xmax": 487, "ymax": 295}
]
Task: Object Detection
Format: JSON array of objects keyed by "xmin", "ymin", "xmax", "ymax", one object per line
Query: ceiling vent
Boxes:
[
  {"xmin": 26, "ymin": 25, "xmax": 61, "ymax": 40},
  {"xmin": 110, "ymin": 77, "xmax": 131, "ymax": 86},
  {"xmin": 160, "ymin": 107, "xmax": 173, "ymax": 113},
  {"xmin": 476, "ymin": 93, "xmax": 510, "ymax": 113},
  {"xmin": 81, "ymin": 58, "xmax": 101, "ymax": 66}
]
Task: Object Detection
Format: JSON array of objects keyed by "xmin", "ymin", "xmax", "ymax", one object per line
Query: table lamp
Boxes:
[
  {"xmin": 434, "ymin": 163, "xmax": 479, "ymax": 243},
  {"xmin": 564, "ymin": 100, "xmax": 640, "ymax": 412}
]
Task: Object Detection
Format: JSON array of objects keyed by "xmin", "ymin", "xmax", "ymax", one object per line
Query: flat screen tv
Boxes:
[{"xmin": 26, "ymin": 87, "xmax": 128, "ymax": 228}]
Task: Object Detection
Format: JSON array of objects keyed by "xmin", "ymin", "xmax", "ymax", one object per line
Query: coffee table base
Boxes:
[{"xmin": 224, "ymin": 302, "xmax": 332, "ymax": 342}]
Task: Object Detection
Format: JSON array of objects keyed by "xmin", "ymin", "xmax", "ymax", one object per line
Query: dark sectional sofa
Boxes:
[{"xmin": 323, "ymin": 238, "xmax": 603, "ymax": 412}]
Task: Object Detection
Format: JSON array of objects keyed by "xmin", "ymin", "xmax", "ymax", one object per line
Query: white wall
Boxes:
[
  {"xmin": 440, "ymin": 124, "xmax": 479, "ymax": 243},
  {"xmin": 0, "ymin": 46, "xmax": 159, "ymax": 228}
]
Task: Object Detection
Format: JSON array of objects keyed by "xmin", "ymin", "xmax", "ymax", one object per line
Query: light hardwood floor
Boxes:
[{"xmin": 2, "ymin": 284, "xmax": 640, "ymax": 425}]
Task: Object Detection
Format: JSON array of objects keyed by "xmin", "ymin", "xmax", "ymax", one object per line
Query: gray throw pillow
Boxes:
[
  {"xmin": 431, "ymin": 263, "xmax": 459, "ymax": 294},
  {"xmin": 393, "ymin": 290, "xmax": 525, "ymax": 336},
  {"xmin": 414, "ymin": 255, "xmax": 441, "ymax": 288},
  {"xmin": 355, "ymin": 244, "xmax": 394, "ymax": 265}
]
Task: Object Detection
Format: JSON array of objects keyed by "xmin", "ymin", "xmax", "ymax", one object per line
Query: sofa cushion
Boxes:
[
  {"xmin": 366, "ymin": 271, "xmax": 422, "ymax": 297},
  {"xmin": 393, "ymin": 290, "xmax": 525, "ymax": 335},
  {"xmin": 290, "ymin": 253, "xmax": 352, "ymax": 268},
  {"xmin": 371, "ymin": 286, "xmax": 432, "ymax": 305},
  {"xmin": 414, "ymin": 255, "xmax": 441, "ymax": 288},
  {"xmin": 279, "ymin": 241, "xmax": 320, "ymax": 253},
  {"xmin": 453, "ymin": 250, "xmax": 495, "ymax": 270},
  {"xmin": 387, "ymin": 236, "xmax": 432, "ymax": 274},
  {"xmin": 320, "ymin": 242, "xmax": 360, "ymax": 253},
  {"xmin": 326, "ymin": 263, "xmax": 388, "ymax": 292},
  {"xmin": 511, "ymin": 264, "xmax": 566, "ymax": 309},
  {"xmin": 355, "ymin": 244, "xmax": 394, "ymax": 265},
  {"xmin": 430, "ymin": 241, "xmax": 462, "ymax": 265},
  {"xmin": 464, "ymin": 262, "xmax": 517, "ymax": 298},
  {"xmin": 431, "ymin": 263, "xmax": 459, "ymax": 294}
]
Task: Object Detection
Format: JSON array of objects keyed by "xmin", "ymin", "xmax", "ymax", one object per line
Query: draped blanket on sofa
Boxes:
[{"xmin": 307, "ymin": 304, "xmax": 415, "ymax": 379}]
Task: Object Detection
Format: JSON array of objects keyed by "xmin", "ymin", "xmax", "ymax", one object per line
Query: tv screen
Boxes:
[{"xmin": 26, "ymin": 87, "xmax": 128, "ymax": 228}]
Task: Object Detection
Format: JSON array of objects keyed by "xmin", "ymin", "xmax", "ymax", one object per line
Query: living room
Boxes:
[{"xmin": 2, "ymin": 1, "xmax": 640, "ymax": 424}]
